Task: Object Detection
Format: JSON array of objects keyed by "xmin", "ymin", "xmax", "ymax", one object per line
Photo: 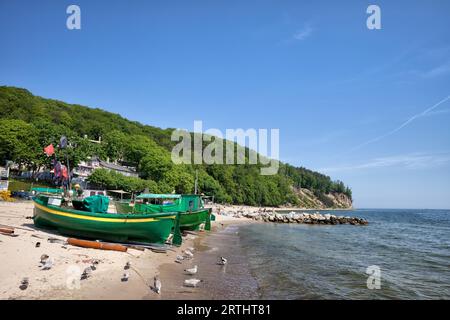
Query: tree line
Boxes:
[{"xmin": 0, "ymin": 86, "xmax": 352, "ymax": 206}]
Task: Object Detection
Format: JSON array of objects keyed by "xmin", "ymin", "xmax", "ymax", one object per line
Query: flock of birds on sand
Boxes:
[
  {"xmin": 152, "ymin": 248, "xmax": 228, "ymax": 294},
  {"xmin": 20, "ymin": 244, "xmax": 227, "ymax": 296},
  {"xmin": 151, "ymin": 247, "xmax": 228, "ymax": 294}
]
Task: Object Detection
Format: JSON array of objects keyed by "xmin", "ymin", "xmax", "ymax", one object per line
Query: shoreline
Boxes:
[
  {"xmin": 208, "ymin": 204, "xmax": 353, "ymax": 216},
  {"xmin": 0, "ymin": 201, "xmax": 252, "ymax": 300},
  {"xmin": 0, "ymin": 200, "xmax": 356, "ymax": 300},
  {"xmin": 150, "ymin": 217, "xmax": 255, "ymax": 299}
]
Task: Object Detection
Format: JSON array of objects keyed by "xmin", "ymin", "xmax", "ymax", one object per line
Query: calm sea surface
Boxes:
[{"xmin": 231, "ymin": 209, "xmax": 450, "ymax": 299}]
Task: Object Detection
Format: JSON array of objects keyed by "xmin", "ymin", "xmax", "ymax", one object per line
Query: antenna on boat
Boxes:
[{"xmin": 194, "ymin": 169, "xmax": 198, "ymax": 194}]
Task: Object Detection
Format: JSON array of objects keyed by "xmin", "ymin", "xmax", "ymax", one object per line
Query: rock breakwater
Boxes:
[{"xmin": 244, "ymin": 211, "xmax": 368, "ymax": 225}]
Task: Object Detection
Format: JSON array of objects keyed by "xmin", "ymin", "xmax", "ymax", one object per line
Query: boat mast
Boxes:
[{"xmin": 194, "ymin": 169, "xmax": 198, "ymax": 194}]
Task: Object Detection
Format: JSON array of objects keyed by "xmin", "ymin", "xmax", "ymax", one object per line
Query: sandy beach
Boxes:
[{"xmin": 0, "ymin": 201, "xmax": 250, "ymax": 300}]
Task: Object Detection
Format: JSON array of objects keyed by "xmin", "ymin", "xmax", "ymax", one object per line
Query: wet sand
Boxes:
[{"xmin": 154, "ymin": 220, "xmax": 259, "ymax": 300}]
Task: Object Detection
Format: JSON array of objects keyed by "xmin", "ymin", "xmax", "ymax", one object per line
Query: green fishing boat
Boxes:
[
  {"xmin": 117, "ymin": 194, "xmax": 213, "ymax": 231},
  {"xmin": 33, "ymin": 194, "xmax": 182, "ymax": 245}
]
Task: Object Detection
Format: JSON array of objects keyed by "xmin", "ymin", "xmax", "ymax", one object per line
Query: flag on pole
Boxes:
[{"xmin": 43, "ymin": 144, "xmax": 55, "ymax": 156}]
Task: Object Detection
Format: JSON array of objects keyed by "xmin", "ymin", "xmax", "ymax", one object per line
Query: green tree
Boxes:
[
  {"xmin": 139, "ymin": 145, "xmax": 173, "ymax": 180},
  {"xmin": 0, "ymin": 119, "xmax": 42, "ymax": 173},
  {"xmin": 0, "ymin": 86, "xmax": 353, "ymax": 207},
  {"xmin": 103, "ymin": 130, "xmax": 128, "ymax": 161},
  {"xmin": 161, "ymin": 165, "xmax": 194, "ymax": 194}
]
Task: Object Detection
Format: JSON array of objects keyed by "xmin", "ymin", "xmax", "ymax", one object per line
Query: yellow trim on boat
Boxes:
[{"xmin": 34, "ymin": 202, "xmax": 175, "ymax": 223}]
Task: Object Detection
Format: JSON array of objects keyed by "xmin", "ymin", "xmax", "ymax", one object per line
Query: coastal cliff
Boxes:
[{"xmin": 293, "ymin": 188, "xmax": 353, "ymax": 209}]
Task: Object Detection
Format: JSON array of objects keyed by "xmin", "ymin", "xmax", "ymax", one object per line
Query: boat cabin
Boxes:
[{"xmin": 134, "ymin": 194, "xmax": 205, "ymax": 213}]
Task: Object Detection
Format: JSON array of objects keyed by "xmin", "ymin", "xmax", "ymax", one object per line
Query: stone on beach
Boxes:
[
  {"xmin": 19, "ymin": 277, "xmax": 29, "ymax": 290},
  {"xmin": 121, "ymin": 272, "xmax": 129, "ymax": 282}
]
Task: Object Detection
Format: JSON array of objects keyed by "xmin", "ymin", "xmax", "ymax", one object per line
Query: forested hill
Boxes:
[{"xmin": 0, "ymin": 86, "xmax": 352, "ymax": 208}]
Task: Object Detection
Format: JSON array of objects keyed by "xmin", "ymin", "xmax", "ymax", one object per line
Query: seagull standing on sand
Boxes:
[
  {"xmin": 183, "ymin": 249, "xmax": 194, "ymax": 259},
  {"xmin": 175, "ymin": 255, "xmax": 184, "ymax": 264},
  {"xmin": 81, "ymin": 266, "xmax": 93, "ymax": 280},
  {"xmin": 40, "ymin": 254, "xmax": 49, "ymax": 264},
  {"xmin": 184, "ymin": 279, "xmax": 203, "ymax": 288},
  {"xmin": 154, "ymin": 276, "xmax": 161, "ymax": 294},
  {"xmin": 184, "ymin": 265, "xmax": 198, "ymax": 275},
  {"xmin": 41, "ymin": 257, "xmax": 54, "ymax": 270},
  {"xmin": 218, "ymin": 257, "xmax": 228, "ymax": 265}
]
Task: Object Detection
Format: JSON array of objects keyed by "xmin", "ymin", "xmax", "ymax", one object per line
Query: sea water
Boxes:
[{"xmin": 234, "ymin": 209, "xmax": 450, "ymax": 299}]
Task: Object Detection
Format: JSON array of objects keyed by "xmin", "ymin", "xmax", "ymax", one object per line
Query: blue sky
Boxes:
[{"xmin": 1, "ymin": 0, "xmax": 449, "ymax": 208}]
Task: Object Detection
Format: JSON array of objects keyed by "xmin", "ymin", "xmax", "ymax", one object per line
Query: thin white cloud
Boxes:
[
  {"xmin": 422, "ymin": 108, "xmax": 450, "ymax": 117},
  {"xmin": 348, "ymin": 95, "xmax": 450, "ymax": 153},
  {"xmin": 293, "ymin": 25, "xmax": 313, "ymax": 41},
  {"xmin": 319, "ymin": 153, "xmax": 450, "ymax": 173}
]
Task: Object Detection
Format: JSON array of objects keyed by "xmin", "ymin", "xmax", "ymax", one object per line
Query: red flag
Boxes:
[
  {"xmin": 61, "ymin": 165, "xmax": 68, "ymax": 179},
  {"xmin": 44, "ymin": 144, "xmax": 55, "ymax": 156}
]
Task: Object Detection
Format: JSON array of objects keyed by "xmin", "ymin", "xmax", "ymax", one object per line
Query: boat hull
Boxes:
[
  {"xmin": 179, "ymin": 208, "xmax": 212, "ymax": 231},
  {"xmin": 33, "ymin": 198, "xmax": 181, "ymax": 245}
]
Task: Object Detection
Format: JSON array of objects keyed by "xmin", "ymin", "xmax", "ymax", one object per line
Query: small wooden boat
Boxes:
[
  {"xmin": 117, "ymin": 194, "xmax": 213, "ymax": 231},
  {"xmin": 32, "ymin": 194, "xmax": 182, "ymax": 245}
]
